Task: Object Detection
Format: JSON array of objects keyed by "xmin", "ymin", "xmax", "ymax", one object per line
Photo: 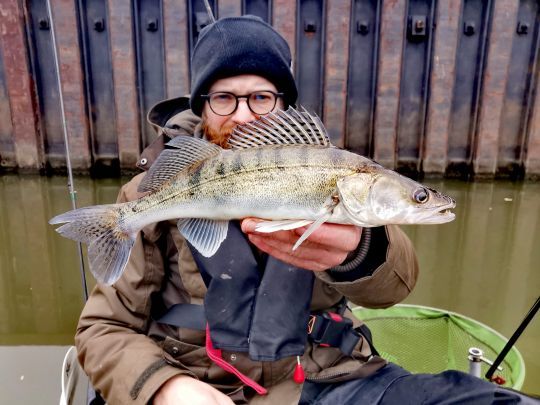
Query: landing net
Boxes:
[{"xmin": 352, "ymin": 304, "xmax": 525, "ymax": 389}]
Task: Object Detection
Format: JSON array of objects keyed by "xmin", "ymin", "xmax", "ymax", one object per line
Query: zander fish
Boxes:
[{"xmin": 50, "ymin": 107, "xmax": 455, "ymax": 284}]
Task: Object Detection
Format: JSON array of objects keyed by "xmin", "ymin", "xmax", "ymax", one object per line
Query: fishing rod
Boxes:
[
  {"xmin": 45, "ymin": 0, "xmax": 88, "ymax": 302},
  {"xmin": 485, "ymin": 295, "xmax": 540, "ymax": 382},
  {"xmin": 203, "ymin": 0, "xmax": 216, "ymax": 23}
]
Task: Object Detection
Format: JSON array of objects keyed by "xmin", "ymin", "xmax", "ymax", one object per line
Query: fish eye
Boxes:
[{"xmin": 412, "ymin": 188, "xmax": 429, "ymax": 204}]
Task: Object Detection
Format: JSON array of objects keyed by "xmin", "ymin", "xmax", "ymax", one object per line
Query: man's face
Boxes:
[{"xmin": 202, "ymin": 74, "xmax": 284, "ymax": 148}]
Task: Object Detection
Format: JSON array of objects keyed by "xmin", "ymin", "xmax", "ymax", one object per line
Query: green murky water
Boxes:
[{"xmin": 0, "ymin": 175, "xmax": 538, "ymax": 401}]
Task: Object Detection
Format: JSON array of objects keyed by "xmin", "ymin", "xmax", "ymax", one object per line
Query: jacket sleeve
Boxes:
[
  {"xmin": 75, "ymin": 177, "xmax": 191, "ymax": 404},
  {"xmin": 315, "ymin": 225, "xmax": 419, "ymax": 308}
]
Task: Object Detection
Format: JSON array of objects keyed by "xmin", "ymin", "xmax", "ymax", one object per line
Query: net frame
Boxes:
[{"xmin": 352, "ymin": 304, "xmax": 526, "ymax": 389}]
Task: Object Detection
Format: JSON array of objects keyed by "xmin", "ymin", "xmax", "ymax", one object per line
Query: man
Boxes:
[{"xmin": 75, "ymin": 16, "xmax": 536, "ymax": 404}]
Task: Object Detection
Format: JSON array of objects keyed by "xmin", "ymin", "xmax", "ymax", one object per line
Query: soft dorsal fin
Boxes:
[
  {"xmin": 227, "ymin": 106, "xmax": 331, "ymax": 150},
  {"xmin": 138, "ymin": 136, "xmax": 221, "ymax": 193}
]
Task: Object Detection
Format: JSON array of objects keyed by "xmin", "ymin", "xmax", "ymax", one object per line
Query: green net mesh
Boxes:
[{"xmin": 352, "ymin": 304, "xmax": 525, "ymax": 389}]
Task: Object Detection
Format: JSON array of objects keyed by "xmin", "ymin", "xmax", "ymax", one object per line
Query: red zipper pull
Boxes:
[{"xmin": 293, "ymin": 356, "xmax": 305, "ymax": 384}]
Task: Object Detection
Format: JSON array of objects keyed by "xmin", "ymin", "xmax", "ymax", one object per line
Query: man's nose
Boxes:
[{"xmin": 230, "ymin": 99, "xmax": 257, "ymax": 124}]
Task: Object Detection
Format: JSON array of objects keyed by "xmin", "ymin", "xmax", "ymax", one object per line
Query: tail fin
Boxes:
[{"xmin": 50, "ymin": 205, "xmax": 135, "ymax": 285}]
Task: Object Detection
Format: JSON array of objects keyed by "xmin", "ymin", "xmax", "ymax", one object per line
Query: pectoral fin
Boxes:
[
  {"xmin": 177, "ymin": 218, "xmax": 229, "ymax": 257},
  {"xmin": 292, "ymin": 211, "xmax": 332, "ymax": 251}
]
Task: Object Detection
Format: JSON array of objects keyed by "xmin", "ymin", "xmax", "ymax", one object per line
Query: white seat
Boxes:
[{"xmin": 59, "ymin": 346, "xmax": 82, "ymax": 405}]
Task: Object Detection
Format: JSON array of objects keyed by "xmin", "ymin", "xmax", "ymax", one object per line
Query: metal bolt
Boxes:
[
  {"xmin": 38, "ymin": 18, "xmax": 50, "ymax": 30},
  {"xmin": 408, "ymin": 15, "xmax": 427, "ymax": 40},
  {"xmin": 140, "ymin": 158, "xmax": 148, "ymax": 166},
  {"xmin": 304, "ymin": 21, "xmax": 316, "ymax": 33},
  {"xmin": 357, "ymin": 21, "xmax": 369, "ymax": 35},
  {"xmin": 464, "ymin": 21, "xmax": 475, "ymax": 36},
  {"xmin": 517, "ymin": 22, "xmax": 529, "ymax": 35},
  {"xmin": 94, "ymin": 18, "xmax": 105, "ymax": 32},
  {"xmin": 195, "ymin": 11, "xmax": 210, "ymax": 33},
  {"xmin": 147, "ymin": 19, "xmax": 158, "ymax": 32},
  {"xmin": 230, "ymin": 354, "xmax": 237, "ymax": 362}
]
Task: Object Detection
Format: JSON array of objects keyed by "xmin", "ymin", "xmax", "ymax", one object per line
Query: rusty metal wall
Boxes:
[{"xmin": 0, "ymin": 0, "xmax": 539, "ymax": 178}]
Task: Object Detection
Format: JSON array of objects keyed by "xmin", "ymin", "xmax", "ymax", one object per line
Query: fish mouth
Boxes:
[{"xmin": 431, "ymin": 200, "xmax": 456, "ymax": 222}]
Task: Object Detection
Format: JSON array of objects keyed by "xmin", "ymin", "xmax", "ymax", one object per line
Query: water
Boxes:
[{"xmin": 0, "ymin": 175, "xmax": 538, "ymax": 402}]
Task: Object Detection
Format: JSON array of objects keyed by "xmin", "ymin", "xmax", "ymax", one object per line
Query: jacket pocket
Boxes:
[
  {"xmin": 162, "ymin": 336, "xmax": 211, "ymax": 379},
  {"xmin": 306, "ymin": 335, "xmax": 386, "ymax": 383},
  {"xmin": 306, "ymin": 354, "xmax": 387, "ymax": 383},
  {"xmin": 161, "ymin": 336, "xmax": 245, "ymax": 388}
]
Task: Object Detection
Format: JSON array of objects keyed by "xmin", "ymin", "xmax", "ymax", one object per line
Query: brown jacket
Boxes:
[{"xmin": 75, "ymin": 107, "xmax": 419, "ymax": 404}]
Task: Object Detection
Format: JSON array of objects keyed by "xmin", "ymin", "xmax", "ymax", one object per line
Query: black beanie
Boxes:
[{"xmin": 190, "ymin": 15, "xmax": 298, "ymax": 116}]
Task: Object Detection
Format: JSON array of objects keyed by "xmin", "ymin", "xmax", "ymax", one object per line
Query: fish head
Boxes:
[{"xmin": 337, "ymin": 169, "xmax": 456, "ymax": 226}]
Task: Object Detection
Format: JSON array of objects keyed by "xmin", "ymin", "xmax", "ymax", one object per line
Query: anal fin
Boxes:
[{"xmin": 254, "ymin": 219, "xmax": 313, "ymax": 233}]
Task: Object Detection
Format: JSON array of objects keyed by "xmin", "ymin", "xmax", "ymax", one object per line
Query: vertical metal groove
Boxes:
[
  {"xmin": 345, "ymin": 0, "xmax": 380, "ymax": 156},
  {"xmin": 295, "ymin": 0, "xmax": 326, "ymax": 117},
  {"xmin": 394, "ymin": 0, "xmax": 409, "ymax": 169},
  {"xmin": 396, "ymin": 0, "xmax": 437, "ymax": 176},
  {"xmin": 470, "ymin": 0, "xmax": 497, "ymax": 174},
  {"xmin": 133, "ymin": 0, "xmax": 166, "ymax": 148},
  {"xmin": 242, "ymin": 0, "xmax": 272, "ymax": 22},
  {"xmin": 517, "ymin": 4, "xmax": 540, "ymax": 166},
  {"xmin": 77, "ymin": 0, "xmax": 119, "ymax": 174},
  {"xmin": 132, "ymin": 0, "xmax": 145, "ymax": 150},
  {"xmin": 188, "ymin": 0, "xmax": 217, "ymax": 58},
  {"xmin": 369, "ymin": 0, "xmax": 382, "ymax": 159},
  {"xmin": 77, "ymin": 0, "xmax": 97, "ymax": 165},
  {"xmin": 416, "ymin": 0, "xmax": 437, "ymax": 173},
  {"xmin": 0, "ymin": 47, "xmax": 15, "ymax": 167}
]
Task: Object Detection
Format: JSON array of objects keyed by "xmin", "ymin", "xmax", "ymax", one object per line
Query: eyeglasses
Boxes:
[{"xmin": 201, "ymin": 91, "xmax": 283, "ymax": 116}]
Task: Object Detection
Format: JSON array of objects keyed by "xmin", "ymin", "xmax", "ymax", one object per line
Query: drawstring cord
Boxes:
[{"xmin": 205, "ymin": 325, "xmax": 268, "ymax": 395}]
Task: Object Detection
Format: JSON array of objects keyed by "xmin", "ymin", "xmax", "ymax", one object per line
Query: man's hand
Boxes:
[
  {"xmin": 153, "ymin": 375, "xmax": 235, "ymax": 405},
  {"xmin": 241, "ymin": 218, "xmax": 362, "ymax": 271}
]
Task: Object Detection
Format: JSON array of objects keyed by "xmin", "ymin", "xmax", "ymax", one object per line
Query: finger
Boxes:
[
  {"xmin": 242, "ymin": 220, "xmax": 329, "ymax": 252},
  {"xmin": 248, "ymin": 234, "xmax": 348, "ymax": 270},
  {"xmin": 249, "ymin": 233, "xmax": 349, "ymax": 263},
  {"xmin": 294, "ymin": 223, "xmax": 362, "ymax": 252},
  {"xmin": 248, "ymin": 235, "xmax": 329, "ymax": 271},
  {"xmin": 240, "ymin": 217, "xmax": 262, "ymax": 233},
  {"xmin": 242, "ymin": 219, "xmax": 362, "ymax": 253},
  {"xmin": 249, "ymin": 228, "xmax": 307, "ymax": 249}
]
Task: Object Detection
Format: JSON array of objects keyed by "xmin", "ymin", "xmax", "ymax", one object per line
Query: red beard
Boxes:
[{"xmin": 201, "ymin": 121, "xmax": 235, "ymax": 149}]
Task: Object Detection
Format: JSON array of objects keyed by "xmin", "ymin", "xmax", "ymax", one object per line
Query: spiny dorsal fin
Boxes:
[
  {"xmin": 138, "ymin": 136, "xmax": 221, "ymax": 193},
  {"xmin": 227, "ymin": 106, "xmax": 331, "ymax": 150}
]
